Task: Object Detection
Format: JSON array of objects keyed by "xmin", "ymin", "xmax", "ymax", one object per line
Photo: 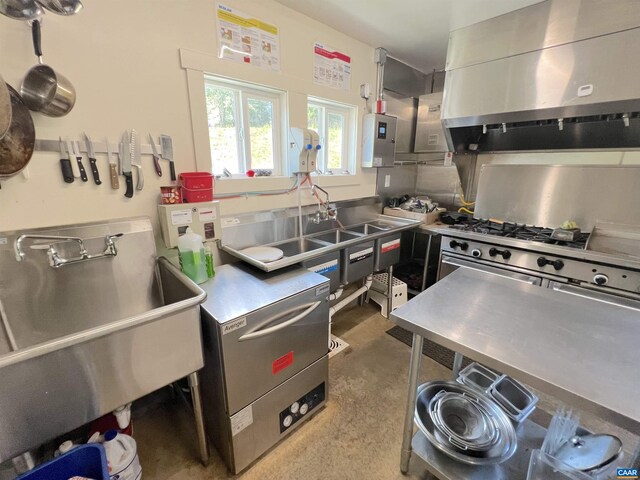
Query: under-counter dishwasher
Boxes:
[{"xmin": 199, "ymin": 263, "xmax": 330, "ymax": 474}]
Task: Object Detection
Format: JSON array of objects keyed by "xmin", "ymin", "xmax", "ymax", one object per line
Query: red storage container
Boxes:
[{"xmin": 179, "ymin": 172, "xmax": 214, "ymax": 203}]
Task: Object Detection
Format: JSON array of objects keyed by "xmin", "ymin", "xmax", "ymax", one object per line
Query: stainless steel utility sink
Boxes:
[
  {"xmin": 311, "ymin": 229, "xmax": 363, "ymax": 244},
  {"xmin": 0, "ymin": 218, "xmax": 207, "ymax": 463}
]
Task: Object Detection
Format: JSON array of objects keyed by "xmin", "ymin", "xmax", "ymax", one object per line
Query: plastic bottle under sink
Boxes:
[
  {"xmin": 177, "ymin": 227, "xmax": 208, "ymax": 284},
  {"xmin": 102, "ymin": 430, "xmax": 142, "ymax": 480}
]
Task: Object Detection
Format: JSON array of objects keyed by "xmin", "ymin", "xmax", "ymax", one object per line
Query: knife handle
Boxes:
[
  {"xmin": 77, "ymin": 158, "xmax": 88, "ymax": 182},
  {"xmin": 135, "ymin": 165, "xmax": 144, "ymax": 191},
  {"xmin": 89, "ymin": 158, "xmax": 102, "ymax": 185},
  {"xmin": 109, "ymin": 164, "xmax": 120, "ymax": 189},
  {"xmin": 152, "ymin": 155, "xmax": 162, "ymax": 177},
  {"xmin": 169, "ymin": 161, "xmax": 176, "ymax": 181},
  {"xmin": 60, "ymin": 159, "xmax": 74, "ymax": 183},
  {"xmin": 124, "ymin": 172, "xmax": 134, "ymax": 198}
]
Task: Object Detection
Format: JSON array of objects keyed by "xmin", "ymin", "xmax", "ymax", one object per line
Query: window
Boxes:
[
  {"xmin": 307, "ymin": 98, "xmax": 355, "ymax": 174},
  {"xmin": 205, "ymin": 77, "xmax": 284, "ymax": 175}
]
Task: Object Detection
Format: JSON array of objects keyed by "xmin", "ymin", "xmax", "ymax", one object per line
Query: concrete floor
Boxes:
[{"xmin": 134, "ymin": 301, "xmax": 638, "ymax": 479}]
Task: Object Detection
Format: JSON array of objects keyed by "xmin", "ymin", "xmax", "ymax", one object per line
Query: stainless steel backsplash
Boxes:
[{"xmin": 474, "ymin": 164, "xmax": 640, "ymax": 230}]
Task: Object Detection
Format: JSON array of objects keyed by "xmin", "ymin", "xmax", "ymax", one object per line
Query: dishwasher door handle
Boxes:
[{"xmin": 238, "ymin": 301, "xmax": 322, "ymax": 342}]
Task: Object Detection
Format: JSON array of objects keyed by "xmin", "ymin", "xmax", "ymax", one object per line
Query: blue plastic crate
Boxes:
[{"xmin": 17, "ymin": 444, "xmax": 109, "ymax": 480}]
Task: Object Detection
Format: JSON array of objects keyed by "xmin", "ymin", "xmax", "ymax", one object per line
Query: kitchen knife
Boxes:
[
  {"xmin": 68, "ymin": 139, "xmax": 88, "ymax": 182},
  {"xmin": 83, "ymin": 133, "xmax": 102, "ymax": 185},
  {"xmin": 160, "ymin": 134, "xmax": 176, "ymax": 181},
  {"xmin": 131, "ymin": 129, "xmax": 143, "ymax": 191},
  {"xmin": 121, "ymin": 131, "xmax": 134, "ymax": 198},
  {"xmin": 149, "ymin": 134, "xmax": 162, "ymax": 177},
  {"xmin": 106, "ymin": 138, "xmax": 119, "ymax": 189},
  {"xmin": 59, "ymin": 137, "xmax": 74, "ymax": 183}
]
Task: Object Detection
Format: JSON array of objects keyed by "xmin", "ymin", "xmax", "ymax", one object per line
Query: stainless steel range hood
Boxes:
[{"xmin": 441, "ymin": 0, "xmax": 640, "ymax": 152}]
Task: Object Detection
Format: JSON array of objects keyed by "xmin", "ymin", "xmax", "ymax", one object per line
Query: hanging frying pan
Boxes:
[
  {"xmin": 0, "ymin": 76, "xmax": 10, "ymax": 139},
  {"xmin": 0, "ymin": 84, "xmax": 36, "ymax": 181}
]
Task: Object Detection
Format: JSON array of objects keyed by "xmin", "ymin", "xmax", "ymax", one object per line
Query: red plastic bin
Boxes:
[{"xmin": 179, "ymin": 172, "xmax": 214, "ymax": 203}]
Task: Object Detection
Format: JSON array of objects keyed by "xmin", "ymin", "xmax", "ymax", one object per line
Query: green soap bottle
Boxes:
[{"xmin": 205, "ymin": 244, "xmax": 215, "ymax": 278}]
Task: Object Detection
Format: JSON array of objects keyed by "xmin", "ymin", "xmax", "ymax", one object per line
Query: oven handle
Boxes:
[
  {"xmin": 238, "ymin": 301, "xmax": 322, "ymax": 342},
  {"xmin": 441, "ymin": 256, "xmax": 542, "ymax": 285},
  {"xmin": 550, "ymin": 282, "xmax": 640, "ymax": 311}
]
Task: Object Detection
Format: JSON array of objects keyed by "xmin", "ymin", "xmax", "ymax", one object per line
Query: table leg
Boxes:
[
  {"xmin": 400, "ymin": 333, "xmax": 424, "ymax": 474},
  {"xmin": 387, "ymin": 265, "xmax": 394, "ymax": 318},
  {"xmin": 420, "ymin": 235, "xmax": 433, "ymax": 292},
  {"xmin": 452, "ymin": 352, "xmax": 463, "ymax": 378},
  {"xmin": 188, "ymin": 371, "xmax": 210, "ymax": 466}
]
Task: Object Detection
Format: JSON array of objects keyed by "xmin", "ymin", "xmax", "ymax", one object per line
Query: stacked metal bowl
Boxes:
[{"xmin": 415, "ymin": 381, "xmax": 518, "ymax": 465}]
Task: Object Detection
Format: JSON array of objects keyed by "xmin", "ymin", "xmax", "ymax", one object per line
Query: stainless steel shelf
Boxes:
[{"xmin": 411, "ymin": 420, "xmax": 546, "ymax": 480}]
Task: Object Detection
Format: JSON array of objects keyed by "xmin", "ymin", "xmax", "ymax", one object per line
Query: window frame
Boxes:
[
  {"xmin": 205, "ymin": 75, "xmax": 285, "ymax": 176},
  {"xmin": 307, "ymin": 97, "xmax": 355, "ymax": 175}
]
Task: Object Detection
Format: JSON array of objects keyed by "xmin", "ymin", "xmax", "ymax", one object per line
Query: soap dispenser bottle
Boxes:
[{"xmin": 177, "ymin": 227, "xmax": 208, "ymax": 284}]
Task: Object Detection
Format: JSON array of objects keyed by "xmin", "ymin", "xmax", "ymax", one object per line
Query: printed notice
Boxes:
[
  {"xmin": 313, "ymin": 42, "xmax": 351, "ymax": 90},
  {"xmin": 216, "ymin": 4, "xmax": 280, "ymax": 72},
  {"xmin": 171, "ymin": 209, "xmax": 193, "ymax": 226},
  {"xmin": 231, "ymin": 405, "xmax": 253, "ymax": 436}
]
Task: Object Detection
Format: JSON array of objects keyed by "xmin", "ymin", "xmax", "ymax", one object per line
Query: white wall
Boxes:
[{"xmin": 0, "ymin": 0, "xmax": 378, "ymax": 232}]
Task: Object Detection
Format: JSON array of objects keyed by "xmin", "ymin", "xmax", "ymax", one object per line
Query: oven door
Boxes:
[
  {"xmin": 439, "ymin": 254, "xmax": 546, "ymax": 286},
  {"xmin": 548, "ymin": 281, "xmax": 640, "ymax": 307}
]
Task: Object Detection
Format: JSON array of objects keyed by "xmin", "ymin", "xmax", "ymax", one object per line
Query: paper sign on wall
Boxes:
[
  {"xmin": 216, "ymin": 3, "xmax": 280, "ymax": 72},
  {"xmin": 313, "ymin": 42, "xmax": 351, "ymax": 90}
]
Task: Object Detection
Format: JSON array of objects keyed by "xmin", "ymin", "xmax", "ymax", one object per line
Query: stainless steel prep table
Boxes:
[{"xmin": 390, "ymin": 267, "xmax": 640, "ymax": 478}]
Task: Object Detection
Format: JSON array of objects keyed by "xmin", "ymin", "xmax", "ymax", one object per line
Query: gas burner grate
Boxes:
[{"xmin": 452, "ymin": 219, "xmax": 589, "ymax": 249}]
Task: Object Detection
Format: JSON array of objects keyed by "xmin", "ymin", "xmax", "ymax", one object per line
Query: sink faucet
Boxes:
[
  {"xmin": 15, "ymin": 234, "xmax": 86, "ymax": 263},
  {"xmin": 14, "ymin": 233, "xmax": 123, "ymax": 268},
  {"xmin": 310, "ymin": 185, "xmax": 338, "ymax": 224}
]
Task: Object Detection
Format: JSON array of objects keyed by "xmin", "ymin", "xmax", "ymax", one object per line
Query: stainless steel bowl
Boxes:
[
  {"xmin": 415, "ymin": 380, "xmax": 518, "ymax": 465},
  {"xmin": 429, "ymin": 390, "xmax": 499, "ymax": 451}
]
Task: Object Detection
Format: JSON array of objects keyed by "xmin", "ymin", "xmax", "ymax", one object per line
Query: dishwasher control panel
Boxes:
[{"xmin": 279, "ymin": 382, "xmax": 325, "ymax": 433}]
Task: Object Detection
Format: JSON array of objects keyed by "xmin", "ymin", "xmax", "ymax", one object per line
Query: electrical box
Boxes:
[
  {"xmin": 158, "ymin": 201, "xmax": 221, "ymax": 248},
  {"xmin": 288, "ymin": 128, "xmax": 321, "ymax": 174},
  {"xmin": 362, "ymin": 113, "xmax": 397, "ymax": 168}
]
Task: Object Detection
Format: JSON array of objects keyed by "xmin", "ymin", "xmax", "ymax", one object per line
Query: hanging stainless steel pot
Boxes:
[
  {"xmin": 35, "ymin": 0, "xmax": 81, "ymax": 16},
  {"xmin": 0, "ymin": 0, "xmax": 42, "ymax": 20},
  {"xmin": 0, "ymin": 84, "xmax": 35, "ymax": 179},
  {"xmin": 20, "ymin": 20, "xmax": 75, "ymax": 117}
]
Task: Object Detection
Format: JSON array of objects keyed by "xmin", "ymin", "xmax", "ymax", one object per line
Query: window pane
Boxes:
[
  {"xmin": 327, "ymin": 113, "xmax": 344, "ymax": 170},
  {"xmin": 248, "ymin": 97, "xmax": 275, "ymax": 170},
  {"xmin": 206, "ymin": 84, "xmax": 239, "ymax": 174},
  {"xmin": 307, "ymin": 104, "xmax": 321, "ymax": 132}
]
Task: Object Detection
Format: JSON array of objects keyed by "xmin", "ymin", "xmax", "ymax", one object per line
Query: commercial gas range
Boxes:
[{"xmin": 434, "ymin": 219, "xmax": 640, "ymax": 302}]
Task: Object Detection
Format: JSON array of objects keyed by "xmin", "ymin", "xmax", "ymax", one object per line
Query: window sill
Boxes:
[{"xmin": 213, "ymin": 173, "xmax": 358, "ymax": 195}]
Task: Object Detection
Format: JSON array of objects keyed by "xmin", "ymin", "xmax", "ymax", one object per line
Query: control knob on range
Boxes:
[
  {"xmin": 449, "ymin": 240, "xmax": 468, "ymax": 251},
  {"xmin": 537, "ymin": 257, "xmax": 564, "ymax": 271},
  {"xmin": 593, "ymin": 274, "xmax": 609, "ymax": 286},
  {"xmin": 290, "ymin": 402, "xmax": 300, "ymax": 414},
  {"xmin": 489, "ymin": 247, "xmax": 511, "ymax": 260},
  {"xmin": 299, "ymin": 403, "xmax": 309, "ymax": 415},
  {"xmin": 283, "ymin": 415, "xmax": 293, "ymax": 428},
  {"xmin": 471, "ymin": 249, "xmax": 482, "ymax": 258}
]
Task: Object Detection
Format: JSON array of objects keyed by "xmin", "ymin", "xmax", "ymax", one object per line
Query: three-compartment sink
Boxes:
[{"xmin": 222, "ymin": 214, "xmax": 422, "ymax": 273}]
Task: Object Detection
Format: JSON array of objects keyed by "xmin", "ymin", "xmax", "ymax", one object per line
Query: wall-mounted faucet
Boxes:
[
  {"xmin": 14, "ymin": 233, "xmax": 123, "ymax": 268},
  {"xmin": 310, "ymin": 185, "xmax": 338, "ymax": 224}
]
